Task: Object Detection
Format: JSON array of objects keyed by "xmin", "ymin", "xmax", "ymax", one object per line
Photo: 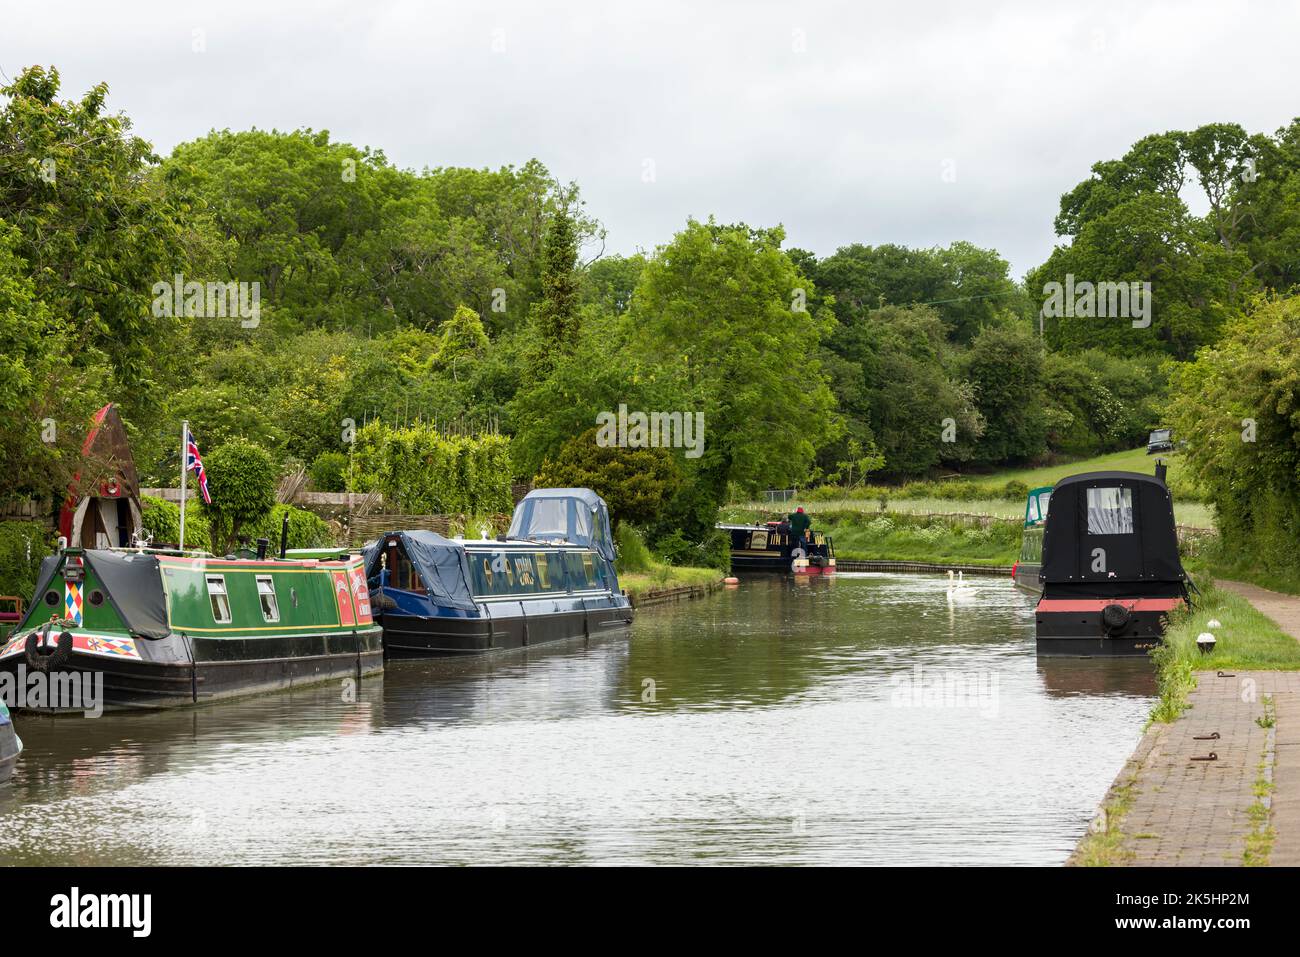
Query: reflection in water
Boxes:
[{"xmin": 0, "ymin": 574, "xmax": 1152, "ymax": 865}]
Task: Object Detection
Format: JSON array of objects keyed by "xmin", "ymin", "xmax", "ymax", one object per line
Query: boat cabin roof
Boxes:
[{"xmin": 1040, "ymin": 470, "xmax": 1184, "ymax": 585}]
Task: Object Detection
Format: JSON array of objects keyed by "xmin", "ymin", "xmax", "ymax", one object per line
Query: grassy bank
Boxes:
[
  {"xmin": 722, "ymin": 507, "xmax": 1020, "ymax": 566},
  {"xmin": 620, "ymin": 566, "xmax": 721, "ymax": 601},
  {"xmin": 735, "ymin": 447, "xmax": 1213, "ymax": 529},
  {"xmin": 615, "ymin": 525, "xmax": 721, "ymax": 601},
  {"xmin": 1151, "ymin": 579, "xmax": 1300, "ymax": 723}
]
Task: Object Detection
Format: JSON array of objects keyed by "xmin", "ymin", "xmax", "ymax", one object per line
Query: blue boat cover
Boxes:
[
  {"xmin": 363, "ymin": 530, "xmax": 477, "ymax": 612},
  {"xmin": 508, "ymin": 488, "xmax": 616, "ymax": 563}
]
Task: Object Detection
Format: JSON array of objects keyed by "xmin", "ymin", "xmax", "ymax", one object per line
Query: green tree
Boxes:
[
  {"xmin": 1034, "ymin": 127, "xmax": 1258, "ymax": 359},
  {"xmin": 1169, "ymin": 294, "xmax": 1300, "ymax": 576},
  {"xmin": 533, "ymin": 427, "xmax": 682, "ymax": 528},
  {"xmin": 199, "ymin": 439, "xmax": 277, "ymax": 552},
  {"xmin": 963, "ymin": 325, "xmax": 1046, "ymax": 465},
  {"xmin": 0, "ymin": 221, "xmax": 100, "ymax": 504},
  {"xmin": 529, "ymin": 204, "xmax": 581, "ymax": 374},
  {"xmin": 0, "ymin": 66, "xmax": 192, "ymax": 415},
  {"xmin": 630, "ymin": 219, "xmax": 837, "ymax": 509}
]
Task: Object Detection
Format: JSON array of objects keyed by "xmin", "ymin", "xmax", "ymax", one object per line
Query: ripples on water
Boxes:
[{"xmin": 0, "ymin": 574, "xmax": 1154, "ymax": 865}]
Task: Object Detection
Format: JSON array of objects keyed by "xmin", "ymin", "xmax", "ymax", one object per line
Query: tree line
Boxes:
[{"xmin": 2, "ymin": 65, "xmax": 1300, "ymax": 566}]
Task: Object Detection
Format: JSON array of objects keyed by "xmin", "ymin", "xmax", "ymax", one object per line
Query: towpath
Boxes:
[{"xmin": 1071, "ymin": 580, "xmax": 1300, "ymax": 865}]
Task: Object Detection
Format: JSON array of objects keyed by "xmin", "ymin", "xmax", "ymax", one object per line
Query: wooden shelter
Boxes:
[{"xmin": 58, "ymin": 403, "xmax": 142, "ymax": 549}]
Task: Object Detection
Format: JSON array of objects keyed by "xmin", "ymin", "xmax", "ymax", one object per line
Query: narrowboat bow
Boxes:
[
  {"xmin": 366, "ymin": 488, "xmax": 634, "ymax": 657},
  {"xmin": 1012, "ymin": 485, "xmax": 1052, "ymax": 593},
  {"xmin": 0, "ymin": 548, "xmax": 382, "ymax": 711},
  {"xmin": 0, "ymin": 699, "xmax": 20, "ymax": 783}
]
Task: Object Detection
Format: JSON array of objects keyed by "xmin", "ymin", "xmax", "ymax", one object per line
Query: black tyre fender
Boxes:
[
  {"xmin": 1102, "ymin": 603, "xmax": 1131, "ymax": 633},
  {"xmin": 25, "ymin": 628, "xmax": 73, "ymax": 671}
]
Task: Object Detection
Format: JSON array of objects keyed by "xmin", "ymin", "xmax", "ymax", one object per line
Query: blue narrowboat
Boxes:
[{"xmin": 365, "ymin": 488, "xmax": 634, "ymax": 656}]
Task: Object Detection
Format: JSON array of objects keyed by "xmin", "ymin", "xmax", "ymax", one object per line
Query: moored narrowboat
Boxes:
[
  {"xmin": 0, "ymin": 699, "xmax": 20, "ymax": 783},
  {"xmin": 1011, "ymin": 485, "xmax": 1052, "ymax": 593},
  {"xmin": 0, "ymin": 547, "xmax": 382, "ymax": 711},
  {"xmin": 366, "ymin": 488, "xmax": 633, "ymax": 657},
  {"xmin": 718, "ymin": 522, "xmax": 836, "ymax": 575},
  {"xmin": 1034, "ymin": 468, "xmax": 1188, "ymax": 656}
]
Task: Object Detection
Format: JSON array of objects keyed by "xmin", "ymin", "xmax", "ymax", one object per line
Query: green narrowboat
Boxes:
[
  {"xmin": 1012, "ymin": 485, "xmax": 1052, "ymax": 594},
  {"xmin": 0, "ymin": 547, "xmax": 382, "ymax": 711}
]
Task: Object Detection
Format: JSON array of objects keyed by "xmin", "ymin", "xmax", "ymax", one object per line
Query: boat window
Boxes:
[
  {"xmin": 256, "ymin": 575, "xmax": 279, "ymax": 623},
  {"xmin": 582, "ymin": 553, "xmax": 603, "ymax": 589},
  {"xmin": 471, "ymin": 555, "xmax": 494, "ymax": 595},
  {"xmin": 528, "ymin": 499, "xmax": 569, "ymax": 538},
  {"xmin": 1087, "ymin": 487, "xmax": 1134, "ymax": 535},
  {"xmin": 206, "ymin": 575, "xmax": 232, "ymax": 624}
]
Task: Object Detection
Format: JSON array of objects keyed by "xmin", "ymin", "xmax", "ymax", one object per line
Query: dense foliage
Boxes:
[
  {"xmin": 3, "ymin": 64, "xmax": 1300, "ymax": 575},
  {"xmin": 201, "ymin": 439, "xmax": 277, "ymax": 551},
  {"xmin": 349, "ymin": 421, "xmax": 512, "ymax": 515},
  {"xmin": 1170, "ymin": 294, "xmax": 1300, "ymax": 578}
]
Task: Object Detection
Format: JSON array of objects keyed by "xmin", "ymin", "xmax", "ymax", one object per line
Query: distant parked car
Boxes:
[{"xmin": 1146, "ymin": 428, "xmax": 1174, "ymax": 454}]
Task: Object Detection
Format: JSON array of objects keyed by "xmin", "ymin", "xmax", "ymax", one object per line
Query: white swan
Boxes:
[{"xmin": 946, "ymin": 569, "xmax": 975, "ymax": 602}]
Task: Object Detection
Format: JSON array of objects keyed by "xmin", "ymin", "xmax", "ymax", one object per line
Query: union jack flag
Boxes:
[{"xmin": 185, "ymin": 427, "xmax": 212, "ymax": 504}]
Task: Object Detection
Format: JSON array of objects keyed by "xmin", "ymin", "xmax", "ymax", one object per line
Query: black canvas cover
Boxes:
[
  {"xmin": 1040, "ymin": 471, "xmax": 1185, "ymax": 586},
  {"xmin": 363, "ymin": 530, "xmax": 477, "ymax": 613},
  {"xmin": 21, "ymin": 555, "xmax": 63, "ymax": 630},
  {"xmin": 83, "ymin": 550, "xmax": 170, "ymax": 639}
]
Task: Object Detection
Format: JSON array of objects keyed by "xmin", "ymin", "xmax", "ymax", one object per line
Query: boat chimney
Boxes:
[
  {"xmin": 256, "ymin": 537, "xmax": 269, "ymax": 560},
  {"xmin": 1154, "ymin": 459, "xmax": 1168, "ymax": 484},
  {"xmin": 279, "ymin": 513, "xmax": 290, "ymax": 559}
]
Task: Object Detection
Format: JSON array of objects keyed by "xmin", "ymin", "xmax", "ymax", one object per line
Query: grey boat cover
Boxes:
[
  {"xmin": 507, "ymin": 488, "xmax": 616, "ymax": 563},
  {"xmin": 26, "ymin": 551, "xmax": 170, "ymax": 639},
  {"xmin": 84, "ymin": 551, "xmax": 170, "ymax": 638},
  {"xmin": 363, "ymin": 530, "xmax": 477, "ymax": 612}
]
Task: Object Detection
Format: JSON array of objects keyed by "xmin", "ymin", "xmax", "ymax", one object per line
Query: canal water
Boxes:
[{"xmin": 0, "ymin": 574, "xmax": 1154, "ymax": 865}]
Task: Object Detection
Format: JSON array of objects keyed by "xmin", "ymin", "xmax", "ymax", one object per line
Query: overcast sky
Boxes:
[{"xmin": 3, "ymin": 1, "xmax": 1297, "ymax": 278}]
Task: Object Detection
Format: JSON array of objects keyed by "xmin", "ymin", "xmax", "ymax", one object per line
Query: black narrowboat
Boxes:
[
  {"xmin": 718, "ymin": 522, "xmax": 836, "ymax": 575},
  {"xmin": 1034, "ymin": 468, "xmax": 1188, "ymax": 656},
  {"xmin": 365, "ymin": 488, "xmax": 633, "ymax": 657}
]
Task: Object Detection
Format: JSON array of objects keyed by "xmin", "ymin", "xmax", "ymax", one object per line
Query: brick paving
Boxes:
[
  {"xmin": 1079, "ymin": 671, "xmax": 1275, "ymax": 866},
  {"xmin": 1071, "ymin": 574, "xmax": 1300, "ymax": 865}
]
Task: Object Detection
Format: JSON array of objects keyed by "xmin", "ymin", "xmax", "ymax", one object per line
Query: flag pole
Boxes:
[{"xmin": 179, "ymin": 420, "xmax": 188, "ymax": 552}]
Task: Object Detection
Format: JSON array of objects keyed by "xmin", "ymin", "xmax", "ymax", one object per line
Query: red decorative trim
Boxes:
[{"xmin": 1036, "ymin": 597, "xmax": 1184, "ymax": 613}]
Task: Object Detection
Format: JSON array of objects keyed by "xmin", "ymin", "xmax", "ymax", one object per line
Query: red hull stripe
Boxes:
[{"xmin": 1036, "ymin": 598, "xmax": 1184, "ymax": 613}]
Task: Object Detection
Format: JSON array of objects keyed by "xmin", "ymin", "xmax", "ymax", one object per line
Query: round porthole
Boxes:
[
  {"xmin": 43, "ymin": 590, "xmax": 59, "ymax": 607},
  {"xmin": 89, "ymin": 590, "xmax": 105, "ymax": 606},
  {"xmin": 290, "ymin": 587, "xmax": 299, "ymax": 607}
]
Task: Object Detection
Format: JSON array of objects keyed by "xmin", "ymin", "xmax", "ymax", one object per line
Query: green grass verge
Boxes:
[
  {"xmin": 1072, "ymin": 778, "xmax": 1138, "ymax": 867},
  {"xmin": 720, "ymin": 508, "xmax": 1021, "ymax": 567},
  {"xmin": 743, "ymin": 495, "xmax": 1215, "ymax": 530},
  {"xmin": 620, "ymin": 566, "xmax": 720, "ymax": 600},
  {"xmin": 738, "ymin": 448, "xmax": 1212, "ymax": 528},
  {"xmin": 1151, "ymin": 579, "xmax": 1300, "ymax": 725},
  {"xmin": 1164, "ymin": 581, "xmax": 1300, "ymax": 672},
  {"xmin": 974, "ymin": 447, "xmax": 1192, "ymax": 490}
]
